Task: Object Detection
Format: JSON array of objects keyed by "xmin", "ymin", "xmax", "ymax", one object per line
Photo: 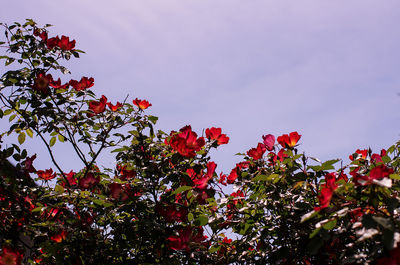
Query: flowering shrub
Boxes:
[{"xmin": 1, "ymin": 19, "xmax": 400, "ymax": 264}]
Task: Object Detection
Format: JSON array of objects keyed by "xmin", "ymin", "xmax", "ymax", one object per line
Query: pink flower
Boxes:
[{"xmin": 262, "ymin": 134, "xmax": 275, "ymax": 151}]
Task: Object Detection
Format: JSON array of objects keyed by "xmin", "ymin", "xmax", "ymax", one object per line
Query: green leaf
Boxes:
[
  {"xmin": 322, "ymin": 219, "xmax": 337, "ymax": 230},
  {"xmin": 308, "ymin": 165, "xmax": 321, "ymax": 172},
  {"xmin": 188, "ymin": 213, "xmax": 194, "ymax": 222},
  {"xmin": 208, "ymin": 245, "xmax": 220, "ymax": 253},
  {"xmin": 5, "ymin": 147, "xmax": 14, "ymax": 158},
  {"xmin": 31, "ymin": 207, "xmax": 43, "ymax": 213},
  {"xmin": 32, "ymin": 60, "xmax": 40, "ymax": 67},
  {"xmin": 309, "ymin": 227, "xmax": 321, "ymax": 238},
  {"xmin": 147, "ymin": 115, "xmax": 158, "ymax": 124},
  {"xmin": 239, "ymin": 223, "xmax": 251, "ymax": 235},
  {"xmin": 252, "ymin": 174, "xmax": 269, "ymax": 182},
  {"xmin": 172, "ymin": 186, "xmax": 192, "ymax": 195},
  {"xmin": 390, "ymin": 174, "xmax": 400, "ymax": 180},
  {"xmin": 3, "ymin": 109, "xmax": 12, "ymax": 116},
  {"xmin": 26, "ymin": 128, "xmax": 33, "ymax": 138},
  {"xmin": 5, "ymin": 58, "xmax": 15, "ymax": 66},
  {"xmin": 49, "ymin": 136, "xmax": 56, "ymax": 147},
  {"xmin": 9, "ymin": 114, "xmax": 16, "ymax": 122},
  {"xmin": 195, "ymin": 215, "xmax": 208, "ymax": 226},
  {"xmin": 12, "ymin": 153, "xmax": 20, "ymax": 161},
  {"xmin": 18, "ymin": 132, "xmax": 26, "ymax": 144},
  {"xmin": 93, "ymin": 199, "xmax": 105, "ymax": 206},
  {"xmin": 58, "ymin": 134, "xmax": 65, "ymax": 142},
  {"xmin": 54, "ymin": 185, "xmax": 64, "ymax": 193},
  {"xmin": 320, "ymin": 159, "xmax": 340, "ymax": 171},
  {"xmin": 387, "ymin": 145, "xmax": 395, "ymax": 154},
  {"xmin": 103, "ymin": 202, "xmax": 113, "ymax": 208}
]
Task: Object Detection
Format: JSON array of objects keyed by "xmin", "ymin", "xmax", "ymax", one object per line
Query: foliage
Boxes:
[{"xmin": 1, "ymin": 19, "xmax": 400, "ymax": 264}]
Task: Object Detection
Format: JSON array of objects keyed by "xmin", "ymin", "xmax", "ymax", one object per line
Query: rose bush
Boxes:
[{"xmin": 0, "ymin": 20, "xmax": 400, "ymax": 264}]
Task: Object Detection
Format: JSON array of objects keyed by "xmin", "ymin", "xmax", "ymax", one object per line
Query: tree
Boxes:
[{"xmin": 1, "ymin": 19, "xmax": 400, "ymax": 265}]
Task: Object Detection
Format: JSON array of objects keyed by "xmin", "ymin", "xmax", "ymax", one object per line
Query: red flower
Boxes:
[
  {"xmin": 168, "ymin": 226, "xmax": 207, "ymax": 251},
  {"xmin": 219, "ymin": 173, "xmax": 227, "ymax": 185},
  {"xmin": 109, "ymin": 183, "xmax": 130, "ymax": 201},
  {"xmin": 222, "ymin": 237, "xmax": 232, "ymax": 244},
  {"xmin": 231, "ymin": 190, "xmax": 244, "ymax": 199},
  {"xmin": 156, "ymin": 203, "xmax": 188, "ymax": 223},
  {"xmin": 206, "ymin": 161, "xmax": 217, "ymax": 179},
  {"xmin": 349, "ymin": 149, "xmax": 368, "ymax": 161},
  {"xmin": 0, "ymin": 246, "xmax": 23, "ymax": 265},
  {"xmin": 381, "ymin": 149, "xmax": 387, "ymax": 157},
  {"xmin": 262, "ymin": 134, "xmax": 275, "ymax": 151},
  {"xmin": 277, "ymin": 132, "xmax": 301, "ymax": 148},
  {"xmin": 168, "ymin": 227, "xmax": 193, "ymax": 251},
  {"xmin": 107, "ymin": 102, "xmax": 123, "ymax": 112},
  {"xmin": 46, "ymin": 36, "xmax": 60, "ymax": 50},
  {"xmin": 227, "ymin": 168, "xmax": 238, "ymax": 184},
  {"xmin": 32, "ymin": 73, "xmax": 53, "ymax": 94},
  {"xmin": 371, "ymin": 153, "xmax": 383, "ymax": 163},
  {"xmin": 205, "ymin": 127, "xmax": 229, "ymax": 145},
  {"xmin": 37, "ymin": 169, "xmax": 56, "ymax": 181},
  {"xmin": 352, "ymin": 165, "xmax": 393, "ymax": 186},
  {"xmin": 218, "ymin": 237, "xmax": 234, "ymax": 256},
  {"xmin": 88, "ymin": 95, "xmax": 107, "ymax": 117},
  {"xmin": 49, "ymin": 78, "xmax": 69, "ymax": 89},
  {"xmin": 133, "ymin": 98, "xmax": 152, "ymax": 110},
  {"xmin": 236, "ymin": 161, "xmax": 249, "ymax": 170},
  {"xmin": 69, "ymin": 77, "xmax": 94, "ymax": 91},
  {"xmin": 59, "ymin": 170, "xmax": 77, "ymax": 187},
  {"xmin": 314, "ymin": 173, "xmax": 339, "ymax": 211},
  {"xmin": 247, "ymin": 143, "xmax": 266, "ymax": 160},
  {"xmin": 79, "ymin": 172, "xmax": 101, "ymax": 189},
  {"xmin": 58, "ymin": 35, "xmax": 76, "ymax": 51},
  {"xmin": 187, "ymin": 162, "xmax": 216, "ymax": 190},
  {"xmin": 277, "ymin": 149, "xmax": 288, "ymax": 162},
  {"xmin": 51, "ymin": 230, "xmax": 67, "ymax": 243},
  {"xmin": 116, "ymin": 164, "xmax": 136, "ymax": 181},
  {"xmin": 337, "ymin": 171, "xmax": 348, "ymax": 183},
  {"xmin": 34, "ymin": 28, "xmax": 48, "ymax": 41},
  {"xmin": 165, "ymin": 126, "xmax": 205, "ymax": 158},
  {"xmin": 23, "ymin": 154, "xmax": 37, "ymax": 173},
  {"xmin": 370, "ymin": 165, "xmax": 393, "ymax": 180}
]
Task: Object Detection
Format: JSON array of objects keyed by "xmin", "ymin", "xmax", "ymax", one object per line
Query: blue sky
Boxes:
[{"xmin": 1, "ymin": 0, "xmax": 399, "ymax": 173}]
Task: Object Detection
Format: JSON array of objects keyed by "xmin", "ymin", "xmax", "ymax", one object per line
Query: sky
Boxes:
[{"xmin": 1, "ymin": 0, "xmax": 399, "ymax": 173}]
